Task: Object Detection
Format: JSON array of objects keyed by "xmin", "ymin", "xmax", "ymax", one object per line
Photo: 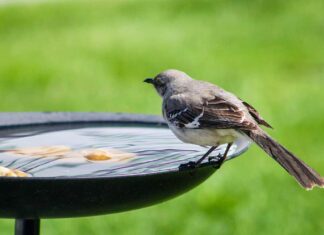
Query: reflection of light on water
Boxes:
[{"xmin": 0, "ymin": 126, "xmax": 247, "ymax": 178}]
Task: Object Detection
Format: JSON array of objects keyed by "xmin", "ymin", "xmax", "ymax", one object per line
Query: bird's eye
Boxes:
[{"xmin": 155, "ymin": 78, "xmax": 165, "ymax": 87}]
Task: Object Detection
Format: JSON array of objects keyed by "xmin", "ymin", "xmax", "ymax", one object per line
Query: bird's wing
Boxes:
[
  {"xmin": 241, "ymin": 101, "xmax": 273, "ymax": 128},
  {"xmin": 165, "ymin": 95, "xmax": 257, "ymax": 130}
]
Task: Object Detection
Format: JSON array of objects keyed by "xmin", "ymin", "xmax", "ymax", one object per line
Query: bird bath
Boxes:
[{"xmin": 0, "ymin": 113, "xmax": 250, "ymax": 235}]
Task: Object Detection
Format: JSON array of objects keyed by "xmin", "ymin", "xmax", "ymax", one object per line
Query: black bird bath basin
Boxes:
[{"xmin": 0, "ymin": 113, "xmax": 250, "ymax": 235}]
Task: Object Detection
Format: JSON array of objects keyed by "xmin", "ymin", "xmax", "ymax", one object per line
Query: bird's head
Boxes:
[{"xmin": 144, "ymin": 69, "xmax": 193, "ymax": 97}]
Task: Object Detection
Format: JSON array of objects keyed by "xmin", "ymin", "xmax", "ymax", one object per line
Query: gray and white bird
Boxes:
[{"xmin": 144, "ymin": 69, "xmax": 324, "ymax": 190}]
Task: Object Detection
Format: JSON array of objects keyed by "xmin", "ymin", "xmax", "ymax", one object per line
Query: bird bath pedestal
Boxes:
[{"xmin": 0, "ymin": 113, "xmax": 250, "ymax": 235}]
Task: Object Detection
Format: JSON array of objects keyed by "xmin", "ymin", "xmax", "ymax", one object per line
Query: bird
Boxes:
[{"xmin": 144, "ymin": 69, "xmax": 324, "ymax": 190}]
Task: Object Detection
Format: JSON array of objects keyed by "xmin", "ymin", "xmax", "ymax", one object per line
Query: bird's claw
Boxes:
[
  {"xmin": 179, "ymin": 161, "xmax": 197, "ymax": 171},
  {"xmin": 208, "ymin": 153, "xmax": 222, "ymax": 162},
  {"xmin": 208, "ymin": 154, "xmax": 225, "ymax": 168},
  {"xmin": 179, "ymin": 153, "xmax": 226, "ymax": 171}
]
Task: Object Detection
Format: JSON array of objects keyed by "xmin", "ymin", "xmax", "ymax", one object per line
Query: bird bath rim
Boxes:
[{"xmin": 0, "ymin": 112, "xmax": 251, "ymax": 181}]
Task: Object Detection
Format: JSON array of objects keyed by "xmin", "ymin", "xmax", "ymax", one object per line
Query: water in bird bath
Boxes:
[{"xmin": 0, "ymin": 125, "xmax": 246, "ymax": 178}]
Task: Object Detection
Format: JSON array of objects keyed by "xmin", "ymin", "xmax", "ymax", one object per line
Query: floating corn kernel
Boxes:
[
  {"xmin": 84, "ymin": 150, "xmax": 112, "ymax": 161},
  {"xmin": 82, "ymin": 149, "xmax": 135, "ymax": 163},
  {"xmin": 0, "ymin": 166, "xmax": 30, "ymax": 177}
]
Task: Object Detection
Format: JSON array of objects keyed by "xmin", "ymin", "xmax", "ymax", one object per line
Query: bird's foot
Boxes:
[
  {"xmin": 179, "ymin": 153, "xmax": 226, "ymax": 171},
  {"xmin": 208, "ymin": 154, "xmax": 225, "ymax": 168},
  {"xmin": 208, "ymin": 153, "xmax": 221, "ymax": 162},
  {"xmin": 179, "ymin": 161, "xmax": 198, "ymax": 171}
]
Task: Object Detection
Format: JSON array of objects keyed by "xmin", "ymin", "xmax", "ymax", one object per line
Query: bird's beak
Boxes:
[{"xmin": 144, "ymin": 78, "xmax": 154, "ymax": 84}]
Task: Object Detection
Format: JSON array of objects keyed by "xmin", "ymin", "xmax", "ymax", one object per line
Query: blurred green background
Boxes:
[{"xmin": 0, "ymin": 0, "xmax": 323, "ymax": 234}]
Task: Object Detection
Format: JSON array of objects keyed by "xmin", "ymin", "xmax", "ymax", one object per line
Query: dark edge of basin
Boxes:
[{"xmin": 0, "ymin": 165, "xmax": 217, "ymax": 218}]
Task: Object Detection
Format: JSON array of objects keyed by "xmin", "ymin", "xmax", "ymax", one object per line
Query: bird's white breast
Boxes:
[{"xmin": 168, "ymin": 124, "xmax": 245, "ymax": 146}]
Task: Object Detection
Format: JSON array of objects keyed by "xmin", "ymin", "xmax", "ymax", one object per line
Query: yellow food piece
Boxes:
[
  {"xmin": 2, "ymin": 145, "xmax": 135, "ymax": 164},
  {"xmin": 0, "ymin": 166, "xmax": 30, "ymax": 177},
  {"xmin": 82, "ymin": 149, "xmax": 135, "ymax": 163},
  {"xmin": 84, "ymin": 150, "xmax": 112, "ymax": 161},
  {"xmin": 7, "ymin": 146, "xmax": 71, "ymax": 157},
  {"xmin": 13, "ymin": 169, "xmax": 30, "ymax": 177}
]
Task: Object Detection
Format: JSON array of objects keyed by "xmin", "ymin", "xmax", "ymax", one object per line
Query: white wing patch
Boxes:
[
  {"xmin": 169, "ymin": 108, "xmax": 188, "ymax": 119},
  {"xmin": 184, "ymin": 107, "xmax": 204, "ymax": 129}
]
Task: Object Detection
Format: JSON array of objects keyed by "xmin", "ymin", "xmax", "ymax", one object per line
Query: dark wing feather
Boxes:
[
  {"xmin": 166, "ymin": 96, "xmax": 257, "ymax": 130},
  {"xmin": 242, "ymin": 101, "xmax": 273, "ymax": 128}
]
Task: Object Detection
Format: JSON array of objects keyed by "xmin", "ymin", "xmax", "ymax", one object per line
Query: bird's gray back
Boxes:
[{"xmin": 168, "ymin": 78, "xmax": 247, "ymax": 111}]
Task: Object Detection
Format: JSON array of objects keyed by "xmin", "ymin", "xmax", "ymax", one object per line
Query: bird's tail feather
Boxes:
[{"xmin": 244, "ymin": 129, "xmax": 324, "ymax": 190}]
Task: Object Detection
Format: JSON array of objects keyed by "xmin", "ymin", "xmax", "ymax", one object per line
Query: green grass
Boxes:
[{"xmin": 0, "ymin": 0, "xmax": 323, "ymax": 234}]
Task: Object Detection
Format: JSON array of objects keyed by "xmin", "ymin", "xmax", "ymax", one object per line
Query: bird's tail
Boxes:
[{"xmin": 244, "ymin": 128, "xmax": 324, "ymax": 190}]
